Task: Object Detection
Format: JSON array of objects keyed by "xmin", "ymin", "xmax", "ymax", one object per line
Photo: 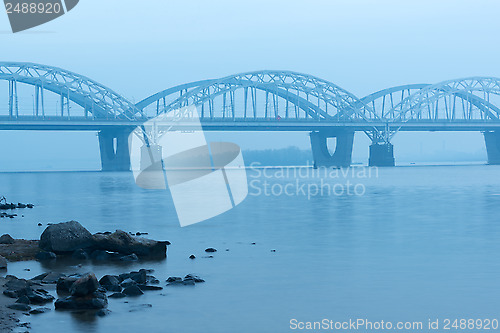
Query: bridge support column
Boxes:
[
  {"xmin": 368, "ymin": 143, "xmax": 395, "ymax": 167},
  {"xmin": 310, "ymin": 130, "xmax": 354, "ymax": 168},
  {"xmin": 98, "ymin": 129, "xmax": 131, "ymax": 171},
  {"xmin": 484, "ymin": 131, "xmax": 500, "ymax": 165}
]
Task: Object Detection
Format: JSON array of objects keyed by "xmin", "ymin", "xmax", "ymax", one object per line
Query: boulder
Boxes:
[
  {"xmin": 39, "ymin": 221, "xmax": 94, "ymax": 253},
  {"xmin": 0, "ymin": 255, "xmax": 7, "ymax": 269},
  {"xmin": 0, "ymin": 234, "xmax": 15, "ymax": 244},
  {"xmin": 205, "ymin": 248, "xmax": 217, "ymax": 253},
  {"xmin": 99, "ymin": 275, "xmax": 121, "ymax": 292},
  {"xmin": 70, "ymin": 273, "xmax": 99, "ymax": 297},
  {"xmin": 56, "ymin": 275, "xmax": 80, "ymax": 294},
  {"xmin": 99, "ymin": 275, "xmax": 120, "ymax": 287},
  {"xmin": 109, "ymin": 292, "xmax": 126, "ymax": 299},
  {"xmin": 92, "ymin": 230, "xmax": 167, "ymax": 258}
]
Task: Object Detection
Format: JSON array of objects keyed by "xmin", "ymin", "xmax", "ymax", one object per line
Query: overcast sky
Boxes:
[{"xmin": 1, "ymin": 0, "xmax": 499, "ymax": 170}]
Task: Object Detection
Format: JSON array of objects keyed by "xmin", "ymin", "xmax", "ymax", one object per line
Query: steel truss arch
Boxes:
[
  {"xmin": 159, "ymin": 71, "xmax": 378, "ymax": 121},
  {"xmin": 0, "ymin": 62, "xmax": 142, "ymax": 120},
  {"xmin": 392, "ymin": 77, "xmax": 500, "ymax": 122}
]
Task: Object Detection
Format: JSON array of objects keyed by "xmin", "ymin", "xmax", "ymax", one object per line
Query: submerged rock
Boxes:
[
  {"xmin": 55, "ymin": 291, "xmax": 108, "ymax": 310},
  {"xmin": 29, "ymin": 307, "xmax": 51, "ymax": 315},
  {"xmin": 122, "ymin": 285, "xmax": 143, "ymax": 296},
  {"xmin": 35, "ymin": 251, "xmax": 56, "ymax": 261}
]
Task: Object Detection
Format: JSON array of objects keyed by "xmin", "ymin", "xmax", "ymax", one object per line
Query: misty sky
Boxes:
[{"xmin": 1, "ymin": 0, "xmax": 499, "ymax": 170}]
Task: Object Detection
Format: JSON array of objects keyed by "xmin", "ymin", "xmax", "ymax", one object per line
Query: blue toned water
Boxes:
[{"xmin": 1, "ymin": 164, "xmax": 500, "ymax": 333}]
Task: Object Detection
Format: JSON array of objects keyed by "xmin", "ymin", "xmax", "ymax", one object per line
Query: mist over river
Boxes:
[{"xmin": 1, "ymin": 164, "xmax": 500, "ymax": 333}]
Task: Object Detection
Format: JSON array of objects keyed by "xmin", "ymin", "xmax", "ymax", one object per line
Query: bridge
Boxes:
[{"xmin": 1, "ymin": 62, "xmax": 500, "ymax": 170}]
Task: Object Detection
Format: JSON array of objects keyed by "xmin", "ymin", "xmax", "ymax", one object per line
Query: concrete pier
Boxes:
[
  {"xmin": 368, "ymin": 143, "xmax": 395, "ymax": 167},
  {"xmin": 484, "ymin": 131, "xmax": 500, "ymax": 165},
  {"xmin": 98, "ymin": 129, "xmax": 131, "ymax": 171},
  {"xmin": 310, "ymin": 130, "xmax": 354, "ymax": 168}
]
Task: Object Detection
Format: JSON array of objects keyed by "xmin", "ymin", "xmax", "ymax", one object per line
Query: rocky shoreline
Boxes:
[{"xmin": 0, "ymin": 220, "xmax": 184, "ymax": 332}]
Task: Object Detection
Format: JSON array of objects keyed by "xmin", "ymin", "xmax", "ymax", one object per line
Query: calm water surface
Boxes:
[{"xmin": 1, "ymin": 164, "xmax": 500, "ymax": 333}]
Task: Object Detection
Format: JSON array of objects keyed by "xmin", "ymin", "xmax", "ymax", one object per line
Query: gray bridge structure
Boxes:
[{"xmin": 1, "ymin": 62, "xmax": 500, "ymax": 170}]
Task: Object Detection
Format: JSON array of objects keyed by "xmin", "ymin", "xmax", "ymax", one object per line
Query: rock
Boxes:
[
  {"xmin": 119, "ymin": 253, "xmax": 138, "ymax": 261},
  {"xmin": 30, "ymin": 273, "xmax": 49, "ymax": 281},
  {"xmin": 92, "ymin": 230, "xmax": 167, "ymax": 259},
  {"xmin": 39, "ymin": 221, "xmax": 94, "ymax": 253},
  {"xmin": 271, "ymin": 249, "xmax": 276, "ymax": 252},
  {"xmin": 29, "ymin": 307, "xmax": 51, "ymax": 315},
  {"xmin": 41, "ymin": 272, "xmax": 65, "ymax": 284},
  {"xmin": 166, "ymin": 277, "xmax": 182, "ymax": 283},
  {"xmin": 16, "ymin": 296, "xmax": 30, "ymax": 304},
  {"xmin": 189, "ymin": 254, "xmax": 196, "ymax": 259},
  {"xmin": 56, "ymin": 276, "xmax": 80, "ymax": 294},
  {"xmin": 96, "ymin": 309, "xmax": 111, "ymax": 317},
  {"xmin": 184, "ymin": 274, "xmax": 205, "ymax": 283},
  {"xmin": 27, "ymin": 204, "xmax": 34, "ymax": 208},
  {"xmin": 129, "ymin": 303, "xmax": 152, "ymax": 312},
  {"xmin": 0, "ymin": 255, "xmax": 7, "ymax": 269},
  {"xmin": 137, "ymin": 285, "xmax": 163, "ymax": 291},
  {"xmin": 108, "ymin": 292, "xmax": 126, "ymax": 299},
  {"xmin": 146, "ymin": 275, "xmax": 160, "ymax": 284},
  {"xmin": 17, "ymin": 203, "xmax": 27, "ymax": 208},
  {"xmin": 99, "ymin": 275, "xmax": 120, "ymax": 287},
  {"xmin": 99, "ymin": 275, "xmax": 121, "ymax": 292},
  {"xmin": 205, "ymin": 248, "xmax": 217, "ymax": 253},
  {"xmin": 182, "ymin": 279, "xmax": 195, "ymax": 286},
  {"xmin": 7, "ymin": 303, "xmax": 31, "ymax": 311},
  {"xmin": 129, "ymin": 270, "xmax": 147, "ymax": 284},
  {"xmin": 0, "ymin": 234, "xmax": 15, "ymax": 244},
  {"xmin": 37, "ymin": 223, "xmax": 43, "ymax": 226},
  {"xmin": 35, "ymin": 251, "xmax": 56, "ymax": 261},
  {"xmin": 70, "ymin": 273, "xmax": 99, "ymax": 297},
  {"xmin": 26, "ymin": 290, "xmax": 55, "ymax": 304},
  {"xmin": 55, "ymin": 291, "xmax": 108, "ymax": 310},
  {"xmin": 90, "ymin": 250, "xmax": 113, "ymax": 261},
  {"xmin": 120, "ymin": 278, "xmax": 137, "ymax": 288},
  {"xmin": 72, "ymin": 249, "xmax": 89, "ymax": 260},
  {"xmin": 122, "ymin": 285, "xmax": 143, "ymax": 296}
]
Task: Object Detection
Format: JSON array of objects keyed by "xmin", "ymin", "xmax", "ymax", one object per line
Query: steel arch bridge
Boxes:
[
  {"xmin": 1, "ymin": 62, "xmax": 500, "ymax": 168},
  {"xmin": 0, "ymin": 62, "xmax": 143, "ymax": 122}
]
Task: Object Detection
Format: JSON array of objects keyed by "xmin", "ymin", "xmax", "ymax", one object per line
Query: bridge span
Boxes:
[{"xmin": 1, "ymin": 62, "xmax": 500, "ymax": 170}]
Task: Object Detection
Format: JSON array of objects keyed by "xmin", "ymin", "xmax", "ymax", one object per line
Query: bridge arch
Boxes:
[
  {"xmin": 0, "ymin": 62, "xmax": 142, "ymax": 120},
  {"xmin": 392, "ymin": 77, "xmax": 500, "ymax": 122},
  {"xmin": 151, "ymin": 71, "xmax": 377, "ymax": 121}
]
